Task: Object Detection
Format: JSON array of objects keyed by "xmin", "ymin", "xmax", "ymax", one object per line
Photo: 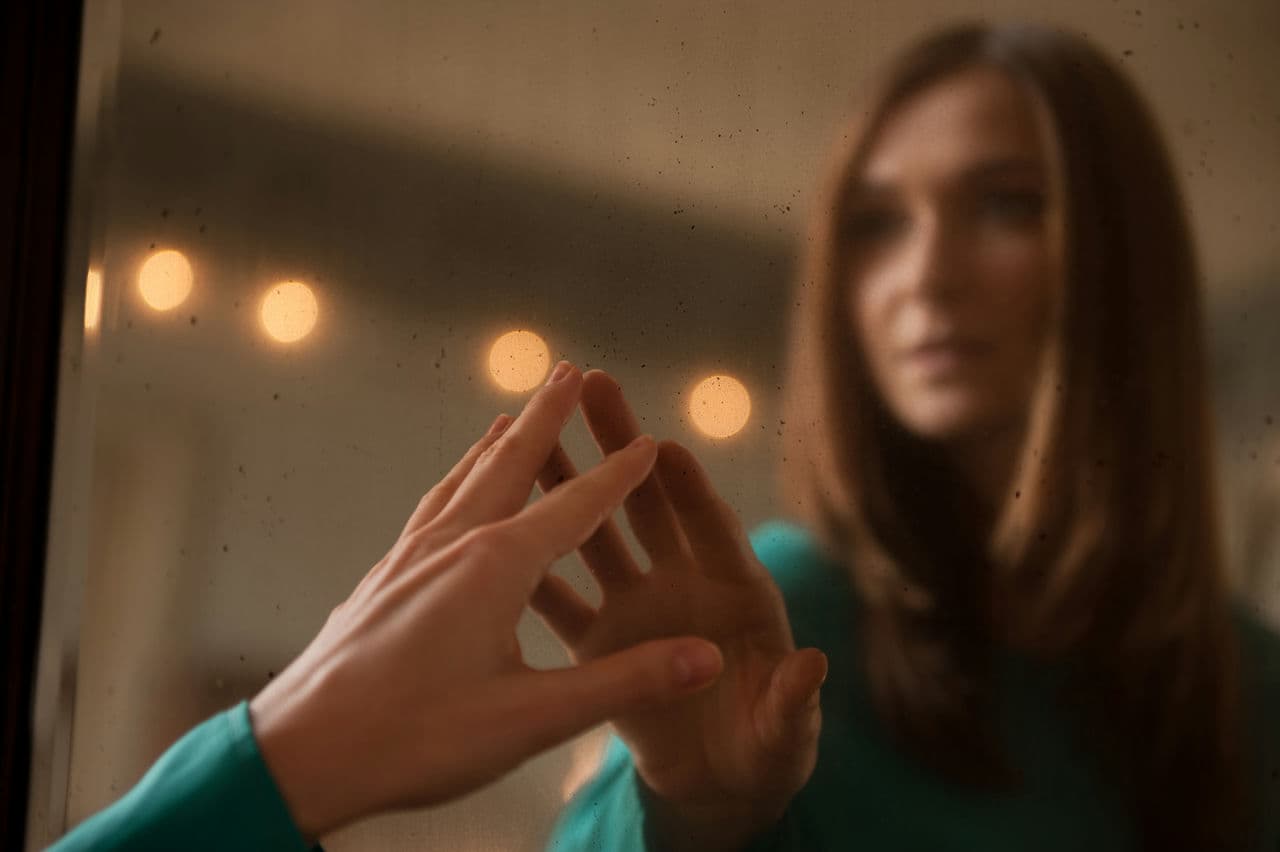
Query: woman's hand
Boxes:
[
  {"xmin": 533, "ymin": 369, "xmax": 828, "ymax": 852},
  {"xmin": 248, "ymin": 362, "xmax": 727, "ymax": 842}
]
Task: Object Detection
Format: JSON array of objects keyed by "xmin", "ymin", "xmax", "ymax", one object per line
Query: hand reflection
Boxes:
[{"xmin": 534, "ymin": 369, "xmax": 828, "ymax": 852}]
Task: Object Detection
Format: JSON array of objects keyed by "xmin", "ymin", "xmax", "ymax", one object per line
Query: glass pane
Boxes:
[{"xmin": 32, "ymin": 2, "xmax": 1280, "ymax": 850}]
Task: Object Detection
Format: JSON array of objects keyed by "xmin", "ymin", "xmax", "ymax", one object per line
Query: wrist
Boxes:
[
  {"xmin": 635, "ymin": 771, "xmax": 788, "ymax": 852},
  {"xmin": 249, "ymin": 677, "xmax": 358, "ymax": 843}
]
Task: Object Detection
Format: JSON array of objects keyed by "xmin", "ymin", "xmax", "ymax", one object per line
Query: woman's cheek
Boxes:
[{"xmin": 980, "ymin": 240, "xmax": 1051, "ymax": 325}]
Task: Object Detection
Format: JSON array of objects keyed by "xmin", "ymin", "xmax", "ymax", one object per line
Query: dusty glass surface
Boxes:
[{"xmin": 29, "ymin": 1, "xmax": 1280, "ymax": 850}]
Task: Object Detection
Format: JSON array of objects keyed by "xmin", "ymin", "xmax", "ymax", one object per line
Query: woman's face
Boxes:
[{"xmin": 846, "ymin": 66, "xmax": 1058, "ymax": 445}]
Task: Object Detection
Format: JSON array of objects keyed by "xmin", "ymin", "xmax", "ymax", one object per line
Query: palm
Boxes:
[
  {"xmin": 579, "ymin": 568, "xmax": 793, "ymax": 800},
  {"xmin": 532, "ymin": 370, "xmax": 826, "ymax": 830}
]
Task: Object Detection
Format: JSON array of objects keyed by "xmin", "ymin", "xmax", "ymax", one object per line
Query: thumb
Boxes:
[
  {"xmin": 758, "ymin": 647, "xmax": 827, "ymax": 752},
  {"xmin": 507, "ymin": 638, "xmax": 724, "ymax": 755}
]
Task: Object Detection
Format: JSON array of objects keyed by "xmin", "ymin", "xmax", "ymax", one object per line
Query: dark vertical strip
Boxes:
[{"xmin": 0, "ymin": 1, "xmax": 86, "ymax": 848}]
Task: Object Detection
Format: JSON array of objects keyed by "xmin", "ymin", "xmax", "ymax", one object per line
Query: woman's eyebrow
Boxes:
[{"xmin": 849, "ymin": 155, "xmax": 1044, "ymax": 200}]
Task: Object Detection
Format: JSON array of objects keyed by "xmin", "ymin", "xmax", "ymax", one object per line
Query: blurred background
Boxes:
[{"xmin": 29, "ymin": 1, "xmax": 1280, "ymax": 850}]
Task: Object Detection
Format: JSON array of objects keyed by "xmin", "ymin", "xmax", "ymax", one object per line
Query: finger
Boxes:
[
  {"xmin": 579, "ymin": 370, "xmax": 689, "ymax": 566},
  {"xmin": 506, "ymin": 433, "xmax": 658, "ymax": 600},
  {"xmin": 417, "ymin": 436, "xmax": 655, "ymax": 632},
  {"xmin": 499, "ymin": 637, "xmax": 724, "ymax": 758},
  {"xmin": 530, "ymin": 574, "xmax": 596, "ymax": 648},
  {"xmin": 655, "ymin": 440, "xmax": 756, "ymax": 581},
  {"xmin": 344, "ymin": 413, "xmax": 513, "ymax": 602},
  {"xmin": 399, "ymin": 413, "xmax": 513, "ymax": 540},
  {"xmin": 536, "ymin": 441, "xmax": 643, "ymax": 589},
  {"xmin": 432, "ymin": 361, "xmax": 582, "ymax": 532},
  {"xmin": 340, "ymin": 553, "xmax": 391, "ymax": 613},
  {"xmin": 346, "ymin": 414, "xmax": 513, "ymax": 605},
  {"xmin": 756, "ymin": 648, "xmax": 828, "ymax": 753}
]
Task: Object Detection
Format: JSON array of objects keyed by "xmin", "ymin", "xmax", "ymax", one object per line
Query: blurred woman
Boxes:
[{"xmin": 539, "ymin": 20, "xmax": 1280, "ymax": 852}]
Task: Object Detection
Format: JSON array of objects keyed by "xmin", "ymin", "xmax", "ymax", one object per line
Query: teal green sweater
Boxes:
[
  {"xmin": 49, "ymin": 701, "xmax": 319, "ymax": 852},
  {"xmin": 45, "ymin": 520, "xmax": 1280, "ymax": 850},
  {"xmin": 546, "ymin": 520, "xmax": 1280, "ymax": 851}
]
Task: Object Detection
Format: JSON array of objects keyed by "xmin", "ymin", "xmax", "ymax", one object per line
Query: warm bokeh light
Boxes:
[
  {"xmin": 689, "ymin": 374, "xmax": 752, "ymax": 438},
  {"xmin": 488, "ymin": 330, "xmax": 551, "ymax": 392},
  {"xmin": 84, "ymin": 268, "xmax": 103, "ymax": 330},
  {"xmin": 137, "ymin": 249, "xmax": 193, "ymax": 311},
  {"xmin": 260, "ymin": 281, "xmax": 319, "ymax": 343}
]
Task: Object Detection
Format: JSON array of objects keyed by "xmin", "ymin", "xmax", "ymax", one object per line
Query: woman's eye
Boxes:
[
  {"xmin": 845, "ymin": 208, "xmax": 903, "ymax": 242},
  {"xmin": 980, "ymin": 190, "xmax": 1045, "ymax": 222}
]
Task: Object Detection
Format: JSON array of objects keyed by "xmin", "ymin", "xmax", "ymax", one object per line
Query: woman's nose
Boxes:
[{"xmin": 899, "ymin": 214, "xmax": 965, "ymax": 301}]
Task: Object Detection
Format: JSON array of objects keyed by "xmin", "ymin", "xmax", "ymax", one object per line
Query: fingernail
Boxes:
[
  {"xmin": 487, "ymin": 414, "xmax": 512, "ymax": 437},
  {"xmin": 626, "ymin": 434, "xmax": 654, "ymax": 453},
  {"xmin": 545, "ymin": 361, "xmax": 572, "ymax": 386},
  {"xmin": 673, "ymin": 642, "xmax": 721, "ymax": 687}
]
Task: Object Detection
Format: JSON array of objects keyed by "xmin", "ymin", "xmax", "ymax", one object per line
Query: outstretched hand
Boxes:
[
  {"xmin": 248, "ymin": 362, "xmax": 726, "ymax": 841},
  {"xmin": 533, "ymin": 369, "xmax": 828, "ymax": 852}
]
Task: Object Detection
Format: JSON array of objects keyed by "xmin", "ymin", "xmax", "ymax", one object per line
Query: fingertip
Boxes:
[
  {"xmin": 776, "ymin": 648, "xmax": 828, "ymax": 719},
  {"xmin": 625, "ymin": 433, "xmax": 657, "ymax": 455},
  {"xmin": 796, "ymin": 649, "xmax": 828, "ymax": 706},
  {"xmin": 579, "ymin": 368, "xmax": 614, "ymax": 393},
  {"xmin": 537, "ymin": 362, "xmax": 581, "ymax": 403},
  {"xmin": 672, "ymin": 639, "xmax": 723, "ymax": 689},
  {"xmin": 617, "ymin": 435, "xmax": 658, "ymax": 476},
  {"xmin": 580, "ymin": 370, "xmax": 626, "ymax": 411},
  {"xmin": 803, "ymin": 653, "xmax": 827, "ymax": 712},
  {"xmin": 805, "ymin": 647, "xmax": 829, "ymax": 686},
  {"xmin": 488, "ymin": 413, "xmax": 513, "ymax": 437}
]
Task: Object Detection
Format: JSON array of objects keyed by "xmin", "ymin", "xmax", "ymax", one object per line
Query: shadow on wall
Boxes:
[{"xmin": 106, "ymin": 62, "xmax": 796, "ymax": 380}]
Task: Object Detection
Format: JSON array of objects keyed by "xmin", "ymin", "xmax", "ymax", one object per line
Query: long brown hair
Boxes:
[{"xmin": 779, "ymin": 21, "xmax": 1250, "ymax": 850}]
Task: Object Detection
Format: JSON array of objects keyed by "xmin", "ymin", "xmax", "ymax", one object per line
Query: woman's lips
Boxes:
[{"xmin": 901, "ymin": 339, "xmax": 986, "ymax": 372}]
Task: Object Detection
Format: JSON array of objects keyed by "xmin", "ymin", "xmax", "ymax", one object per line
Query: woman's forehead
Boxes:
[{"xmin": 858, "ymin": 67, "xmax": 1047, "ymax": 189}]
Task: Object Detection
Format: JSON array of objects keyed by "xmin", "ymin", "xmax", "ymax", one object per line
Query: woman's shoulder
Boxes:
[
  {"xmin": 748, "ymin": 519, "xmax": 848, "ymax": 588},
  {"xmin": 747, "ymin": 518, "xmax": 826, "ymax": 567},
  {"xmin": 748, "ymin": 518, "xmax": 858, "ymax": 643}
]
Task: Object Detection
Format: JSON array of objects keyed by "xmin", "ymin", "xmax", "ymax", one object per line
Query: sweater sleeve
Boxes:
[
  {"xmin": 542, "ymin": 735, "xmax": 646, "ymax": 852},
  {"xmin": 542, "ymin": 520, "xmax": 825, "ymax": 852},
  {"xmin": 49, "ymin": 701, "xmax": 322, "ymax": 852},
  {"xmin": 544, "ymin": 734, "xmax": 794, "ymax": 852}
]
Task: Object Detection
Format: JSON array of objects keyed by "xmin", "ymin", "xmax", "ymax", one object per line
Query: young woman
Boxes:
[{"xmin": 539, "ymin": 21, "xmax": 1280, "ymax": 852}]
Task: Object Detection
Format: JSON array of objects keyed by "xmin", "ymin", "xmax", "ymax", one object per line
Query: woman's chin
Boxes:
[{"xmin": 895, "ymin": 395, "xmax": 1006, "ymax": 444}]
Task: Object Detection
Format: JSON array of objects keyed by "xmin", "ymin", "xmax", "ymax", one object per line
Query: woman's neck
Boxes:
[{"xmin": 945, "ymin": 420, "xmax": 1026, "ymax": 524}]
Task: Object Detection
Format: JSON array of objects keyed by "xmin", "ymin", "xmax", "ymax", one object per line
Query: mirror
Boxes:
[{"xmin": 29, "ymin": 2, "xmax": 1280, "ymax": 850}]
